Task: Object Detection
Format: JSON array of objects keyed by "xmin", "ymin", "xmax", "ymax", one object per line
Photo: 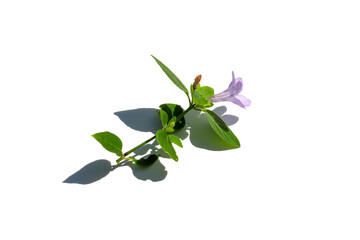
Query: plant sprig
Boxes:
[{"xmin": 92, "ymin": 56, "xmax": 250, "ymax": 167}]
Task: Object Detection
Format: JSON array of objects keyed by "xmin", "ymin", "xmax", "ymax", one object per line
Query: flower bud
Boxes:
[{"xmin": 193, "ymin": 74, "xmax": 202, "ymax": 89}]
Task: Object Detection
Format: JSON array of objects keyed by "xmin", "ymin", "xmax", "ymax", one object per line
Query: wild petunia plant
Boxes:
[{"xmin": 92, "ymin": 55, "xmax": 251, "ymax": 167}]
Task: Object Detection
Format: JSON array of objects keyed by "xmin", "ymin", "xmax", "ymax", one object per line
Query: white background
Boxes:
[{"xmin": 1, "ymin": 0, "xmax": 359, "ymax": 239}]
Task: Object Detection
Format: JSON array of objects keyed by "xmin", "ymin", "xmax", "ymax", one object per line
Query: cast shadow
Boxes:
[
  {"xmin": 114, "ymin": 106, "xmax": 239, "ymax": 151},
  {"xmin": 63, "ymin": 159, "xmax": 113, "ymax": 184},
  {"xmin": 112, "ymin": 159, "xmax": 167, "ymax": 182},
  {"xmin": 114, "ymin": 108, "xmax": 162, "ymax": 134},
  {"xmin": 63, "ymin": 157, "xmax": 167, "ymax": 184},
  {"xmin": 63, "ymin": 105, "xmax": 238, "ymax": 184},
  {"xmin": 186, "ymin": 106, "xmax": 239, "ymax": 151}
]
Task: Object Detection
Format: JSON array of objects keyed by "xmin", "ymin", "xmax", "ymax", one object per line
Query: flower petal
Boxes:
[
  {"xmin": 228, "ymin": 95, "xmax": 251, "ymax": 108},
  {"xmin": 236, "ymin": 95, "xmax": 251, "ymax": 107},
  {"xmin": 210, "ymin": 91, "xmax": 231, "ymax": 102},
  {"xmin": 226, "ymin": 71, "xmax": 243, "ymax": 95}
]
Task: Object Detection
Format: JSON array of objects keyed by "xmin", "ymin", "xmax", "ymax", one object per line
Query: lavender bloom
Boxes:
[{"xmin": 210, "ymin": 71, "xmax": 251, "ymax": 108}]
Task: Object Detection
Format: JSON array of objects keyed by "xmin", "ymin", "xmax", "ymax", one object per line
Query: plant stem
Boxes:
[
  {"xmin": 176, "ymin": 103, "xmax": 196, "ymax": 121},
  {"xmin": 123, "ymin": 135, "xmax": 156, "ymax": 157},
  {"xmin": 122, "ymin": 104, "xmax": 196, "ymax": 158}
]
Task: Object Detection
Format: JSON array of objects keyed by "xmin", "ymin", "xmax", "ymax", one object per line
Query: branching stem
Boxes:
[{"xmin": 122, "ymin": 104, "xmax": 196, "ymax": 159}]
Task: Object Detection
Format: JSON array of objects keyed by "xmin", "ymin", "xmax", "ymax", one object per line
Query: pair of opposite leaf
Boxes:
[
  {"xmin": 156, "ymin": 105, "xmax": 184, "ymax": 161},
  {"xmin": 92, "ymin": 131, "xmax": 161, "ymax": 167}
]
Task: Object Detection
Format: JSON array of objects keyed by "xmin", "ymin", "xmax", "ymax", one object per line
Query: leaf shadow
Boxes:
[
  {"xmin": 185, "ymin": 106, "xmax": 239, "ymax": 151},
  {"xmin": 113, "ymin": 106, "xmax": 239, "ymax": 151},
  {"xmin": 112, "ymin": 159, "xmax": 167, "ymax": 182},
  {"xmin": 63, "ymin": 159, "xmax": 113, "ymax": 184},
  {"xmin": 63, "ymin": 105, "xmax": 239, "ymax": 185},
  {"xmin": 114, "ymin": 108, "xmax": 162, "ymax": 134},
  {"xmin": 63, "ymin": 157, "xmax": 168, "ymax": 185}
]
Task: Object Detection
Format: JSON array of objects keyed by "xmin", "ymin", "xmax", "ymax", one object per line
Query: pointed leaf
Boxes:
[
  {"xmin": 159, "ymin": 109, "xmax": 168, "ymax": 128},
  {"xmin": 169, "ymin": 135, "xmax": 183, "ymax": 148},
  {"xmin": 151, "ymin": 55, "xmax": 189, "ymax": 96},
  {"xmin": 190, "ymin": 83, "xmax": 195, "ymax": 100},
  {"xmin": 156, "ymin": 129, "xmax": 178, "ymax": 161},
  {"xmin": 92, "ymin": 131, "xmax": 123, "ymax": 156},
  {"xmin": 204, "ymin": 110, "xmax": 240, "ymax": 148}
]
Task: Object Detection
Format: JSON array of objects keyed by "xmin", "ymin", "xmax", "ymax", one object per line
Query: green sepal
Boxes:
[
  {"xmin": 169, "ymin": 135, "xmax": 183, "ymax": 148},
  {"xmin": 92, "ymin": 131, "xmax": 123, "ymax": 156},
  {"xmin": 203, "ymin": 102, "xmax": 214, "ymax": 108},
  {"xmin": 204, "ymin": 110, "xmax": 240, "ymax": 148},
  {"xmin": 156, "ymin": 129, "xmax": 178, "ymax": 161},
  {"xmin": 190, "ymin": 83, "xmax": 199, "ymax": 101},
  {"xmin": 151, "ymin": 55, "xmax": 189, "ymax": 97},
  {"xmin": 132, "ymin": 154, "xmax": 160, "ymax": 167},
  {"xmin": 190, "ymin": 83, "xmax": 194, "ymax": 97},
  {"xmin": 159, "ymin": 103, "xmax": 185, "ymax": 130}
]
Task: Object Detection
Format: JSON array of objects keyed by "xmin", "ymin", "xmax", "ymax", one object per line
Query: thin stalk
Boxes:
[
  {"xmin": 175, "ymin": 103, "xmax": 196, "ymax": 121},
  {"xmin": 123, "ymin": 135, "xmax": 156, "ymax": 157}
]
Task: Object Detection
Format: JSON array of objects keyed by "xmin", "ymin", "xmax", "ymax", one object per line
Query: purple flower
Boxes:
[{"xmin": 210, "ymin": 71, "xmax": 251, "ymax": 108}]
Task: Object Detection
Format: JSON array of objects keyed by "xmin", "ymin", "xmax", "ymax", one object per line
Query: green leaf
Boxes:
[
  {"xmin": 169, "ymin": 135, "xmax": 183, "ymax": 148},
  {"xmin": 197, "ymin": 86, "xmax": 214, "ymax": 98},
  {"xmin": 193, "ymin": 86, "xmax": 215, "ymax": 106},
  {"xmin": 165, "ymin": 127, "xmax": 174, "ymax": 132},
  {"xmin": 151, "ymin": 55, "xmax": 189, "ymax": 96},
  {"xmin": 193, "ymin": 89, "xmax": 208, "ymax": 105},
  {"xmin": 159, "ymin": 103, "xmax": 185, "ymax": 130},
  {"xmin": 159, "ymin": 109, "xmax": 168, "ymax": 128},
  {"xmin": 165, "ymin": 120, "xmax": 175, "ymax": 132},
  {"xmin": 204, "ymin": 110, "xmax": 240, "ymax": 148},
  {"xmin": 156, "ymin": 129, "xmax": 178, "ymax": 161},
  {"xmin": 133, "ymin": 154, "xmax": 160, "ymax": 167},
  {"xmin": 92, "ymin": 131, "xmax": 123, "ymax": 156},
  {"xmin": 168, "ymin": 116, "xmax": 176, "ymax": 125}
]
